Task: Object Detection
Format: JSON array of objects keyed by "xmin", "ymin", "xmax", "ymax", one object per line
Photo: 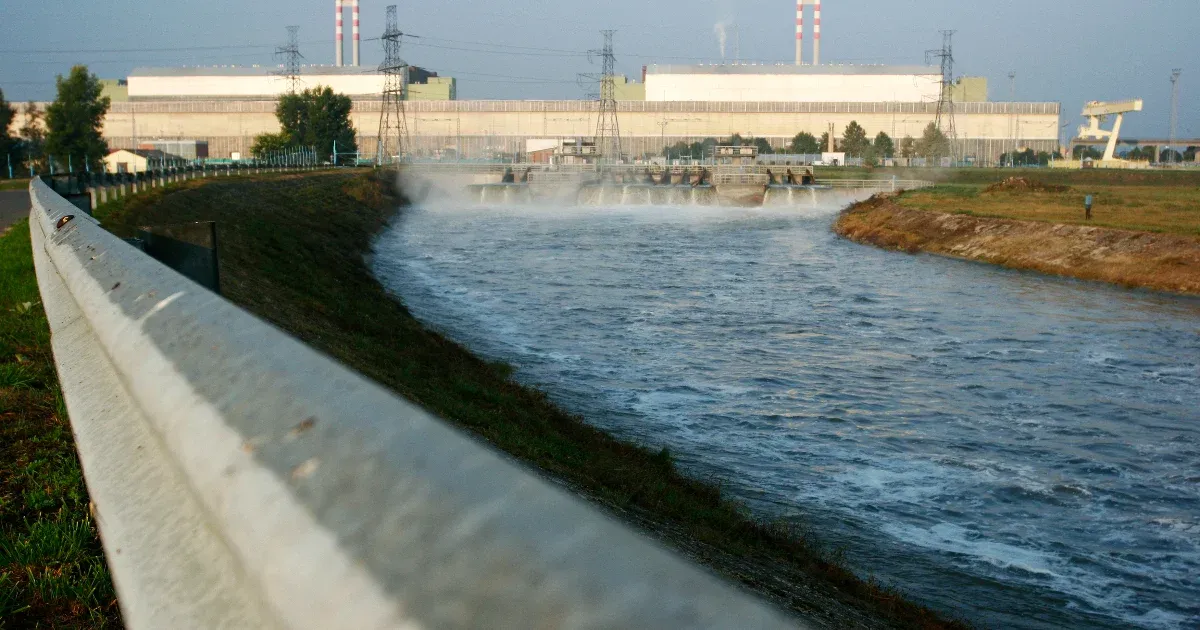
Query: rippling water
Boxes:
[{"xmin": 372, "ymin": 198, "xmax": 1200, "ymax": 629}]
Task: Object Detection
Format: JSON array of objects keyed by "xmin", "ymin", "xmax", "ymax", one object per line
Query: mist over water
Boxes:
[{"xmin": 372, "ymin": 195, "xmax": 1200, "ymax": 629}]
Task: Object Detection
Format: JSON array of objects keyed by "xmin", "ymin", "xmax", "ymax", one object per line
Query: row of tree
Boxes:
[
  {"xmin": 1075, "ymin": 145, "xmax": 1199, "ymax": 163},
  {"xmin": 2, "ymin": 66, "xmax": 111, "ymax": 173},
  {"xmin": 661, "ymin": 122, "xmax": 953, "ymax": 164}
]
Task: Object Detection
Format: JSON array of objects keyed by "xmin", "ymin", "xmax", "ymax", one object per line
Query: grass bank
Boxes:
[
  {"xmin": 0, "ymin": 221, "xmax": 122, "ymax": 628},
  {"xmin": 94, "ymin": 171, "xmax": 966, "ymax": 629},
  {"xmin": 0, "ymin": 179, "xmax": 32, "ymax": 192},
  {"xmin": 817, "ymin": 166, "xmax": 1200, "ymax": 187},
  {"xmin": 835, "ymin": 182, "xmax": 1200, "ymax": 295}
]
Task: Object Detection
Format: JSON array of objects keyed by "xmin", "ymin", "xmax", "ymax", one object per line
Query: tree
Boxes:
[
  {"xmin": 20, "ymin": 101, "xmax": 46, "ymax": 168},
  {"xmin": 274, "ymin": 86, "xmax": 358, "ymax": 161},
  {"xmin": 914, "ymin": 123, "xmax": 950, "ymax": 159},
  {"xmin": 842, "ymin": 121, "xmax": 870, "ymax": 157},
  {"xmin": 44, "ymin": 65, "xmax": 110, "ymax": 170},
  {"xmin": 0, "ymin": 89, "xmax": 18, "ymax": 171},
  {"xmin": 873, "ymin": 131, "xmax": 895, "ymax": 158},
  {"xmin": 789, "ymin": 132, "xmax": 820, "ymax": 154},
  {"xmin": 1160, "ymin": 148, "xmax": 1183, "ymax": 163},
  {"xmin": 1186, "ymin": 146, "xmax": 1198, "ymax": 162},
  {"xmin": 899, "ymin": 136, "xmax": 916, "ymax": 158},
  {"xmin": 251, "ymin": 132, "xmax": 291, "ymax": 157},
  {"xmin": 752, "ymin": 137, "xmax": 774, "ymax": 155},
  {"xmin": 818, "ymin": 131, "xmax": 833, "ymax": 152}
]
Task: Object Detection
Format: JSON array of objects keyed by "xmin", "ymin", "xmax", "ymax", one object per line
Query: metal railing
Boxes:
[
  {"xmin": 822, "ymin": 178, "xmax": 935, "ymax": 191},
  {"xmin": 28, "ymin": 177, "xmax": 799, "ymax": 629}
]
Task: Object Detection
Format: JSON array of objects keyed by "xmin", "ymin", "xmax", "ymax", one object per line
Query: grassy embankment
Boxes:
[
  {"xmin": 0, "ymin": 179, "xmax": 32, "ymax": 192},
  {"xmin": 816, "ymin": 165, "xmax": 1200, "ymax": 187},
  {"xmin": 0, "ymin": 222, "xmax": 122, "ymax": 627},
  {"xmin": 835, "ymin": 173, "xmax": 1200, "ymax": 295},
  {"xmin": 94, "ymin": 171, "xmax": 967, "ymax": 629}
]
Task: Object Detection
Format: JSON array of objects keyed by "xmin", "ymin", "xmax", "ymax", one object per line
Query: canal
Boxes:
[{"xmin": 372, "ymin": 197, "xmax": 1200, "ymax": 629}]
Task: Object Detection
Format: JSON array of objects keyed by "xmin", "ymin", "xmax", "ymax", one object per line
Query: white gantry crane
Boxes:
[{"xmin": 1076, "ymin": 98, "xmax": 1144, "ymax": 162}]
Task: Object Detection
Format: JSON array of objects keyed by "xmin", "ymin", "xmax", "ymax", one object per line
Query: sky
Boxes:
[{"xmin": 0, "ymin": 0, "xmax": 1195, "ymax": 139}]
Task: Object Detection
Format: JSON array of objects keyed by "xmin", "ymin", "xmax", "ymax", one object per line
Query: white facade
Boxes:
[
  {"xmin": 128, "ymin": 67, "xmax": 386, "ymax": 99},
  {"xmin": 645, "ymin": 65, "xmax": 942, "ymax": 103}
]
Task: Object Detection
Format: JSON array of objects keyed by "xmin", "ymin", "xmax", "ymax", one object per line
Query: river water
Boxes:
[{"xmin": 371, "ymin": 196, "xmax": 1200, "ymax": 629}]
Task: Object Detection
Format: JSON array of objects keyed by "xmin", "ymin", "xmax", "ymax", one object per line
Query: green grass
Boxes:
[
  {"xmin": 94, "ymin": 172, "xmax": 968, "ymax": 629},
  {"xmin": 0, "ymin": 179, "xmax": 31, "ymax": 192},
  {"xmin": 817, "ymin": 166, "xmax": 1200, "ymax": 187},
  {"xmin": 898, "ymin": 182, "xmax": 1200, "ymax": 236},
  {"xmin": 0, "ymin": 221, "xmax": 122, "ymax": 628}
]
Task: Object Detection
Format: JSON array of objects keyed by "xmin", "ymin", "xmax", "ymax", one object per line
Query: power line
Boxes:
[{"xmin": 0, "ymin": 41, "xmax": 326, "ymax": 55}]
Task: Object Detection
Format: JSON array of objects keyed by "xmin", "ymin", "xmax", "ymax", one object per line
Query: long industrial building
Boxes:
[{"xmin": 98, "ymin": 84, "xmax": 1060, "ymax": 162}]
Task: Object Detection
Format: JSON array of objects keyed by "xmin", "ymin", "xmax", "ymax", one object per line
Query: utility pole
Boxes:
[
  {"xmin": 586, "ymin": 30, "xmax": 622, "ymax": 165},
  {"xmin": 1008, "ymin": 71, "xmax": 1016, "ymax": 167},
  {"xmin": 376, "ymin": 5, "xmax": 411, "ymax": 166},
  {"xmin": 1169, "ymin": 69, "xmax": 1182, "ymax": 165},
  {"xmin": 657, "ymin": 119, "xmax": 668, "ymax": 161},
  {"xmin": 926, "ymin": 31, "xmax": 958, "ymax": 164},
  {"xmin": 275, "ymin": 26, "xmax": 303, "ymax": 95}
]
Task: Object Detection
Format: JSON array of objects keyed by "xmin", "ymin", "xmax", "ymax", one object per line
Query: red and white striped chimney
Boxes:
[
  {"xmin": 335, "ymin": 0, "xmax": 344, "ymax": 66},
  {"xmin": 813, "ymin": 1, "xmax": 822, "ymax": 65},
  {"xmin": 352, "ymin": 0, "xmax": 360, "ymax": 66},
  {"xmin": 795, "ymin": 1, "xmax": 804, "ymax": 65}
]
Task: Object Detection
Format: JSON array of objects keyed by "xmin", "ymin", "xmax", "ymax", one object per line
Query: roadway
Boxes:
[{"xmin": 0, "ymin": 190, "xmax": 31, "ymax": 233}]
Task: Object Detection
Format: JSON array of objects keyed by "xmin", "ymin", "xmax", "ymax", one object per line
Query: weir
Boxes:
[{"xmin": 423, "ymin": 163, "xmax": 932, "ymax": 207}]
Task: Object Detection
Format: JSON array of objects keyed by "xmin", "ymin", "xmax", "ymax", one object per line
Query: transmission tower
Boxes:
[
  {"xmin": 275, "ymin": 26, "xmax": 304, "ymax": 94},
  {"xmin": 926, "ymin": 30, "xmax": 958, "ymax": 163},
  {"xmin": 587, "ymin": 30, "xmax": 622, "ymax": 165},
  {"xmin": 376, "ymin": 5, "xmax": 410, "ymax": 166},
  {"xmin": 1169, "ymin": 69, "xmax": 1182, "ymax": 165}
]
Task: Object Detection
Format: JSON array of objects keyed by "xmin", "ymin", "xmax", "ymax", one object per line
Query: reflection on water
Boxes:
[{"xmin": 372, "ymin": 199, "xmax": 1200, "ymax": 630}]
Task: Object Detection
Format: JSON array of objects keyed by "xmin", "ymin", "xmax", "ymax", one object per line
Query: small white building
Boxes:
[{"xmin": 103, "ymin": 149, "xmax": 187, "ymax": 173}]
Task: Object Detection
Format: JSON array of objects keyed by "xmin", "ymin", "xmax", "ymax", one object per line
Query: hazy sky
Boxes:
[{"xmin": 0, "ymin": 0, "xmax": 1194, "ymax": 138}]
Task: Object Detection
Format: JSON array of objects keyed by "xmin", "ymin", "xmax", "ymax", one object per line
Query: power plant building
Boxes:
[
  {"xmin": 644, "ymin": 65, "xmax": 943, "ymax": 103},
  {"xmin": 127, "ymin": 66, "xmax": 455, "ymax": 101}
]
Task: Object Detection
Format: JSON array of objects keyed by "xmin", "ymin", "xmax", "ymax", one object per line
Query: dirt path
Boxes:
[{"xmin": 0, "ymin": 190, "xmax": 30, "ymax": 234}]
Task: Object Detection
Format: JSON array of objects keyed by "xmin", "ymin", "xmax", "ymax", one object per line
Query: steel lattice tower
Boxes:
[
  {"xmin": 376, "ymin": 5, "xmax": 410, "ymax": 166},
  {"xmin": 275, "ymin": 26, "xmax": 304, "ymax": 94},
  {"xmin": 1169, "ymin": 69, "xmax": 1182, "ymax": 165},
  {"xmin": 926, "ymin": 30, "xmax": 958, "ymax": 163},
  {"xmin": 592, "ymin": 30, "xmax": 622, "ymax": 165}
]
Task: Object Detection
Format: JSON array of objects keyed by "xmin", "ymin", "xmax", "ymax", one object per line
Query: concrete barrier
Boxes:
[{"xmin": 28, "ymin": 177, "xmax": 799, "ymax": 630}]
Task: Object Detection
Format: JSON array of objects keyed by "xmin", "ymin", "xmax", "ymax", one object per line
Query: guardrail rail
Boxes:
[{"xmin": 27, "ymin": 177, "xmax": 799, "ymax": 629}]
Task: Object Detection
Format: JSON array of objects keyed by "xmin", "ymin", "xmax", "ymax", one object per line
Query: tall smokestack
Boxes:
[
  {"xmin": 813, "ymin": 1, "xmax": 821, "ymax": 65},
  {"xmin": 795, "ymin": 1, "xmax": 804, "ymax": 65},
  {"xmin": 352, "ymin": 0, "xmax": 360, "ymax": 66},
  {"xmin": 335, "ymin": 0, "xmax": 344, "ymax": 66}
]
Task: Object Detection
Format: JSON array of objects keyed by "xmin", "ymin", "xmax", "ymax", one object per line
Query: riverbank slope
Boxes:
[
  {"xmin": 94, "ymin": 171, "xmax": 966, "ymax": 629},
  {"xmin": 835, "ymin": 184, "xmax": 1200, "ymax": 296}
]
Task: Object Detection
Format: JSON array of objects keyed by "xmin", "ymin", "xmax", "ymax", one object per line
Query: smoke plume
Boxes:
[{"xmin": 713, "ymin": 22, "xmax": 728, "ymax": 60}]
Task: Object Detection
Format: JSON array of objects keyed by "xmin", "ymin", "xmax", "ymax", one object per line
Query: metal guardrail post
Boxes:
[{"xmin": 27, "ymin": 178, "xmax": 800, "ymax": 630}]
